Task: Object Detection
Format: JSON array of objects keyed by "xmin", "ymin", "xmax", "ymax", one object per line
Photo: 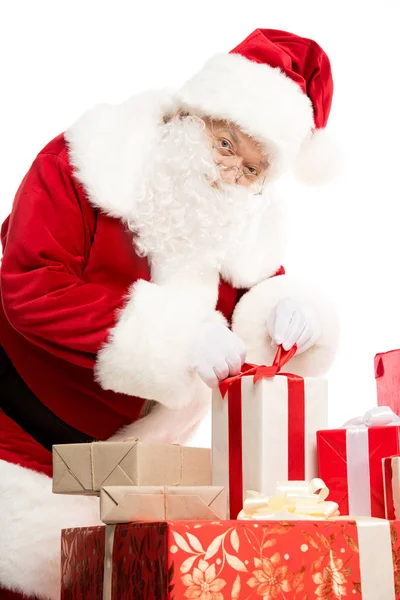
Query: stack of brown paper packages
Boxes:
[{"xmin": 52, "ymin": 439, "xmax": 228, "ymax": 524}]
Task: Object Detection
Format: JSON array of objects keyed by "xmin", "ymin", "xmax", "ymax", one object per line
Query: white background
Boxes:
[{"xmin": 1, "ymin": 1, "xmax": 400, "ymax": 447}]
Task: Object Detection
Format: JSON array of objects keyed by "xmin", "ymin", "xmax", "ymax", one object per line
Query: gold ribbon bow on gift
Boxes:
[{"xmin": 238, "ymin": 478, "xmax": 340, "ymax": 520}]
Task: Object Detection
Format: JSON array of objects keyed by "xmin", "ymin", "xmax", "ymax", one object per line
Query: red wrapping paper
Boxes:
[
  {"xmin": 382, "ymin": 455, "xmax": 400, "ymax": 520},
  {"xmin": 61, "ymin": 526, "xmax": 105, "ymax": 599},
  {"xmin": 317, "ymin": 425, "xmax": 400, "ymax": 517},
  {"xmin": 384, "ymin": 456, "xmax": 397, "ymax": 519},
  {"xmin": 61, "ymin": 519, "xmax": 400, "ymax": 599},
  {"xmin": 375, "ymin": 350, "xmax": 400, "ymax": 416}
]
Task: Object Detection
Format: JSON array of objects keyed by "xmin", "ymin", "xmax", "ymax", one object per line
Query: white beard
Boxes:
[{"xmin": 127, "ymin": 116, "xmax": 276, "ymax": 286}]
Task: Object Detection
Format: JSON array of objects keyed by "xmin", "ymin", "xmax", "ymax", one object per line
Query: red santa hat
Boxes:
[{"xmin": 175, "ymin": 28, "xmax": 338, "ymax": 184}]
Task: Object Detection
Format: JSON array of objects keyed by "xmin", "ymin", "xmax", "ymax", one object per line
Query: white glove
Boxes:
[
  {"xmin": 267, "ymin": 297, "xmax": 321, "ymax": 355},
  {"xmin": 189, "ymin": 323, "xmax": 247, "ymax": 388}
]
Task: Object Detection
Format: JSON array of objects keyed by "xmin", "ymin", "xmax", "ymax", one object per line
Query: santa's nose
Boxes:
[
  {"xmin": 219, "ymin": 161, "xmax": 249, "ymax": 186},
  {"xmin": 220, "ymin": 167, "xmax": 239, "ymax": 184}
]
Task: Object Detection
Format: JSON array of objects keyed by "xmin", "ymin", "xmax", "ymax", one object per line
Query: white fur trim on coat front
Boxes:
[
  {"xmin": 232, "ymin": 275, "xmax": 339, "ymax": 376},
  {"xmin": 175, "ymin": 53, "xmax": 314, "ymax": 174},
  {"xmin": 109, "ymin": 390, "xmax": 211, "ymax": 445},
  {"xmin": 0, "ymin": 460, "xmax": 101, "ymax": 599},
  {"xmin": 96, "ymin": 278, "xmax": 226, "ymax": 409},
  {"xmin": 65, "ymin": 89, "xmax": 177, "ymax": 222}
]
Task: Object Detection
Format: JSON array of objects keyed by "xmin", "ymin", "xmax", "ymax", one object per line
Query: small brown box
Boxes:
[{"xmin": 100, "ymin": 485, "xmax": 228, "ymax": 524}]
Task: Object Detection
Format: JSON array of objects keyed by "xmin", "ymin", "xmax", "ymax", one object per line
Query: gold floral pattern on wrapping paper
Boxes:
[
  {"xmin": 182, "ymin": 559, "xmax": 226, "ymax": 599},
  {"xmin": 312, "ymin": 553, "xmax": 348, "ymax": 599},
  {"xmin": 175, "ymin": 525, "xmax": 247, "ymax": 599},
  {"xmin": 172, "ymin": 521, "xmax": 363, "ymax": 599},
  {"xmin": 247, "ymin": 554, "xmax": 291, "ymax": 598}
]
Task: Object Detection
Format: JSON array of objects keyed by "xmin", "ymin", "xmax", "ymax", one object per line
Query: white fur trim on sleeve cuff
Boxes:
[
  {"xmin": 96, "ymin": 280, "xmax": 225, "ymax": 409},
  {"xmin": 232, "ymin": 275, "xmax": 339, "ymax": 376}
]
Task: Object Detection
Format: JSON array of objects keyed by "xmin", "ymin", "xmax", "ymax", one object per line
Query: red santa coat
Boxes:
[
  {"xmin": 0, "ymin": 133, "xmax": 246, "ymax": 476},
  {"xmin": 0, "ymin": 89, "xmax": 338, "ymax": 599}
]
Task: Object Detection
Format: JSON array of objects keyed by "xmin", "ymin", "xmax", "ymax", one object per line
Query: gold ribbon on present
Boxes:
[{"xmin": 237, "ymin": 478, "xmax": 340, "ymax": 520}]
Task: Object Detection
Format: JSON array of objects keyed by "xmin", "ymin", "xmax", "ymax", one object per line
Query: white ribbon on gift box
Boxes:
[
  {"xmin": 102, "ymin": 518, "xmax": 395, "ymax": 600},
  {"xmin": 103, "ymin": 524, "xmax": 116, "ymax": 600},
  {"xmin": 356, "ymin": 517, "xmax": 395, "ymax": 600},
  {"xmin": 343, "ymin": 405, "xmax": 400, "ymax": 516}
]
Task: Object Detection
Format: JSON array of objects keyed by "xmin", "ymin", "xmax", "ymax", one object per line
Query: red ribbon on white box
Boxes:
[
  {"xmin": 218, "ymin": 345, "xmax": 305, "ymax": 519},
  {"xmin": 342, "ymin": 406, "xmax": 400, "ymax": 516}
]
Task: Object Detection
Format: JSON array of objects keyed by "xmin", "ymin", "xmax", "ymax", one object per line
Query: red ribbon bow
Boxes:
[{"xmin": 218, "ymin": 345, "xmax": 306, "ymax": 519}]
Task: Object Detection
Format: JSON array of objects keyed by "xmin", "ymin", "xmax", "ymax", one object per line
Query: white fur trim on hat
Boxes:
[
  {"xmin": 0, "ymin": 459, "xmax": 101, "ymax": 599},
  {"xmin": 95, "ymin": 277, "xmax": 226, "ymax": 409},
  {"xmin": 232, "ymin": 274, "xmax": 339, "ymax": 376},
  {"xmin": 175, "ymin": 53, "xmax": 315, "ymax": 175}
]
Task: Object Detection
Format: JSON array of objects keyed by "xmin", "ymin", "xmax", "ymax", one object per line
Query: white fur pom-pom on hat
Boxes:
[{"xmin": 293, "ymin": 129, "xmax": 342, "ymax": 185}]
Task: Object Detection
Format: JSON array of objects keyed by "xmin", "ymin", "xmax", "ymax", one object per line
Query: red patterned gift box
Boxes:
[
  {"xmin": 61, "ymin": 526, "xmax": 105, "ymax": 599},
  {"xmin": 61, "ymin": 518, "xmax": 399, "ymax": 599},
  {"xmin": 375, "ymin": 349, "xmax": 400, "ymax": 415},
  {"xmin": 317, "ymin": 410, "xmax": 400, "ymax": 518}
]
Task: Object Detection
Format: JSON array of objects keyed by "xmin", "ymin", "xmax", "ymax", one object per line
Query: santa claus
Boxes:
[{"xmin": 0, "ymin": 28, "xmax": 339, "ymax": 599}]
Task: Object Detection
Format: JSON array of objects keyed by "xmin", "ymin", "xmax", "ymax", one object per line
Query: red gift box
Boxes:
[
  {"xmin": 317, "ymin": 424, "xmax": 400, "ymax": 518},
  {"xmin": 375, "ymin": 349, "xmax": 400, "ymax": 415},
  {"xmin": 383, "ymin": 455, "xmax": 400, "ymax": 520},
  {"xmin": 61, "ymin": 526, "xmax": 106, "ymax": 599},
  {"xmin": 61, "ymin": 518, "xmax": 399, "ymax": 599}
]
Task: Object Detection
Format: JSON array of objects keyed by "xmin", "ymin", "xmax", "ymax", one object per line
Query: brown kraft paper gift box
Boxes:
[
  {"xmin": 53, "ymin": 440, "xmax": 211, "ymax": 495},
  {"xmin": 99, "ymin": 485, "xmax": 228, "ymax": 523}
]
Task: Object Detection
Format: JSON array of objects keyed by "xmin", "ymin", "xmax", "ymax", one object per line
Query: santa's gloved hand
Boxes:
[
  {"xmin": 189, "ymin": 323, "xmax": 247, "ymax": 388},
  {"xmin": 267, "ymin": 297, "xmax": 321, "ymax": 355}
]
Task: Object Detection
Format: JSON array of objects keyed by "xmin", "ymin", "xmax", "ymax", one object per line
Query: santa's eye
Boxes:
[
  {"xmin": 220, "ymin": 139, "xmax": 235, "ymax": 153},
  {"xmin": 245, "ymin": 166, "xmax": 258, "ymax": 176}
]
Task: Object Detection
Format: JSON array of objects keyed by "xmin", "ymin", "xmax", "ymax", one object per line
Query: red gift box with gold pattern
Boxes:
[
  {"xmin": 61, "ymin": 518, "xmax": 400, "ymax": 599},
  {"xmin": 375, "ymin": 349, "xmax": 400, "ymax": 415}
]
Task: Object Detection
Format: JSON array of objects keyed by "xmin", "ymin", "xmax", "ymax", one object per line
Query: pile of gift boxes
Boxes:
[{"xmin": 56, "ymin": 347, "xmax": 400, "ymax": 599}]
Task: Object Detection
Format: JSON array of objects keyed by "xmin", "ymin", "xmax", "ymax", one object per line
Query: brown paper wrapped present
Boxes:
[
  {"xmin": 99, "ymin": 485, "xmax": 228, "ymax": 523},
  {"xmin": 52, "ymin": 441, "xmax": 211, "ymax": 495}
]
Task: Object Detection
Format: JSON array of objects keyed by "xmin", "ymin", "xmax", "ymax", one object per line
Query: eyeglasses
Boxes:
[{"xmin": 210, "ymin": 122, "xmax": 266, "ymax": 196}]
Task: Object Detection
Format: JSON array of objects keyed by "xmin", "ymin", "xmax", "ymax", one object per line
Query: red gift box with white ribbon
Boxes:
[{"xmin": 318, "ymin": 406, "xmax": 400, "ymax": 518}]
